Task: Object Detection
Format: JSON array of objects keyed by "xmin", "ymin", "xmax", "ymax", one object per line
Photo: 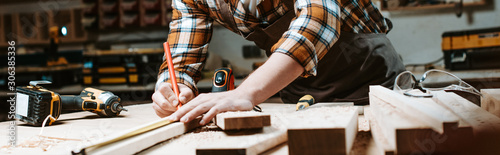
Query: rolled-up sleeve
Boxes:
[
  {"xmin": 156, "ymin": 0, "xmax": 213, "ymax": 95},
  {"xmin": 271, "ymin": 0, "xmax": 341, "ymax": 77}
]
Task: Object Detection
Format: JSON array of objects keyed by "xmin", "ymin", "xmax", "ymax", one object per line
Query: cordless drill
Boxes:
[{"xmin": 15, "ymin": 81, "xmax": 127, "ymax": 126}]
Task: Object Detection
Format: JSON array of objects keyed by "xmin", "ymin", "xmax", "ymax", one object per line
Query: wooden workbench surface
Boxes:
[
  {"xmin": 0, "ymin": 103, "xmax": 373, "ymax": 155},
  {"xmin": 0, "ymin": 103, "xmax": 160, "ymax": 154}
]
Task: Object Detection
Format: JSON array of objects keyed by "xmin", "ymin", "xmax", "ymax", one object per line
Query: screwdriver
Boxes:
[{"xmin": 296, "ymin": 95, "xmax": 315, "ymax": 111}]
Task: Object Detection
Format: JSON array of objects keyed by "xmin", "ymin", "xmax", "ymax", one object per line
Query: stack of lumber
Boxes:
[
  {"xmin": 283, "ymin": 105, "xmax": 359, "ymax": 155},
  {"xmin": 481, "ymin": 89, "xmax": 500, "ymax": 118},
  {"xmin": 142, "ymin": 103, "xmax": 360, "ymax": 155},
  {"xmin": 368, "ymin": 85, "xmax": 500, "ymax": 155}
]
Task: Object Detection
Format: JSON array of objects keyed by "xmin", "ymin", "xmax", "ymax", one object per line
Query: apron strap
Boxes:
[
  {"xmin": 218, "ymin": 0, "xmax": 239, "ymax": 32},
  {"xmin": 216, "ymin": 0, "xmax": 296, "ymax": 54}
]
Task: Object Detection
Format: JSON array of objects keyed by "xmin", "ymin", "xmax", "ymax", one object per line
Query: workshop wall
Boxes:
[
  {"xmin": 384, "ymin": 0, "xmax": 500, "ymax": 66},
  {"xmin": 208, "ymin": 26, "xmax": 267, "ymax": 77}
]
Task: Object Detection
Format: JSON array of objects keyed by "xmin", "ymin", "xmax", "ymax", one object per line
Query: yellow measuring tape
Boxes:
[{"xmin": 74, "ymin": 118, "xmax": 174, "ymax": 154}]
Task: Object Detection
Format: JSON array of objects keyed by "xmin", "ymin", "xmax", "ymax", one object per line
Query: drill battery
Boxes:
[{"xmin": 16, "ymin": 84, "xmax": 62, "ymax": 126}]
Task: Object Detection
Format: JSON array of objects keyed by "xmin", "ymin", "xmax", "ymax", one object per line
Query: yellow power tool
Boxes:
[{"xmin": 15, "ymin": 81, "xmax": 127, "ymax": 126}]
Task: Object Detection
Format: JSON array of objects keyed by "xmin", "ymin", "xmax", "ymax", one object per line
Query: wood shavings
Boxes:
[
  {"xmin": 358, "ymin": 116, "xmax": 370, "ymax": 131},
  {"xmin": 16, "ymin": 135, "xmax": 81, "ymax": 151},
  {"xmin": 39, "ymin": 115, "xmax": 56, "ymax": 136},
  {"xmin": 349, "ymin": 131, "xmax": 371, "ymax": 155},
  {"xmin": 191, "ymin": 122, "xmax": 221, "ymax": 133},
  {"xmin": 0, "ymin": 115, "xmax": 81, "ymax": 152}
]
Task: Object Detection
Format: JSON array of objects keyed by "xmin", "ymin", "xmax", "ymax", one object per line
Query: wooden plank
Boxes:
[
  {"xmin": 364, "ymin": 106, "xmax": 395, "ymax": 155},
  {"xmin": 432, "ymin": 91, "xmax": 500, "ymax": 154},
  {"xmin": 215, "ymin": 111, "xmax": 271, "ymax": 130},
  {"xmin": 369, "ymin": 95, "xmax": 426, "ymax": 154},
  {"xmin": 141, "ymin": 103, "xmax": 356, "ymax": 155},
  {"xmin": 481, "ymin": 89, "xmax": 500, "ymax": 118},
  {"xmin": 369, "ymin": 91, "xmax": 475, "ymax": 154},
  {"xmin": 85, "ymin": 118, "xmax": 201, "ymax": 155},
  {"xmin": 284, "ymin": 106, "xmax": 358, "ymax": 155},
  {"xmin": 370, "ymin": 85, "xmax": 460, "ymax": 133},
  {"xmin": 196, "ymin": 126, "xmax": 287, "ymax": 155}
]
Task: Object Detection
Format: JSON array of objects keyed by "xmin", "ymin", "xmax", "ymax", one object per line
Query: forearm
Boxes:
[
  {"xmin": 236, "ymin": 52, "xmax": 304, "ymax": 105},
  {"xmin": 157, "ymin": 0, "xmax": 213, "ymax": 94}
]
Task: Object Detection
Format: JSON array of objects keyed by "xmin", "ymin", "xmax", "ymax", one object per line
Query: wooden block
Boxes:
[
  {"xmin": 370, "ymin": 85, "xmax": 460, "ymax": 133},
  {"xmin": 369, "ymin": 92, "xmax": 475, "ymax": 154},
  {"xmin": 284, "ymin": 106, "xmax": 358, "ymax": 155},
  {"xmin": 196, "ymin": 127, "xmax": 287, "ymax": 155},
  {"xmin": 481, "ymin": 89, "xmax": 500, "ymax": 118},
  {"xmin": 432, "ymin": 91, "xmax": 500, "ymax": 154},
  {"xmin": 215, "ymin": 111, "xmax": 271, "ymax": 130}
]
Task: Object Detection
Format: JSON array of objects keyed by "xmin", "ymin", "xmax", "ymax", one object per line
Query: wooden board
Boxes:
[
  {"xmin": 364, "ymin": 106, "xmax": 395, "ymax": 155},
  {"xmin": 284, "ymin": 106, "xmax": 358, "ymax": 155},
  {"xmin": 370, "ymin": 86, "xmax": 460, "ymax": 133},
  {"xmin": 215, "ymin": 111, "xmax": 271, "ymax": 130},
  {"xmin": 369, "ymin": 90, "xmax": 474, "ymax": 154},
  {"xmin": 85, "ymin": 118, "xmax": 201, "ymax": 155},
  {"xmin": 481, "ymin": 89, "xmax": 500, "ymax": 118},
  {"xmin": 432, "ymin": 91, "xmax": 500, "ymax": 154},
  {"xmin": 196, "ymin": 126, "xmax": 287, "ymax": 155},
  {"xmin": 0, "ymin": 103, "xmax": 195, "ymax": 154}
]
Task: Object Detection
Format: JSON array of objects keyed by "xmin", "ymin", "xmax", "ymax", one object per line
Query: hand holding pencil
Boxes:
[{"xmin": 151, "ymin": 42, "xmax": 195, "ymax": 118}]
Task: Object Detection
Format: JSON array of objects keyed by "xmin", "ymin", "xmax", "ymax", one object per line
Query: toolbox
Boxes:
[{"xmin": 442, "ymin": 27, "xmax": 500, "ymax": 70}]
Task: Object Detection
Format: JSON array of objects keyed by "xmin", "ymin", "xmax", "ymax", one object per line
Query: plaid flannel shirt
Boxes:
[{"xmin": 157, "ymin": 0, "xmax": 390, "ymax": 95}]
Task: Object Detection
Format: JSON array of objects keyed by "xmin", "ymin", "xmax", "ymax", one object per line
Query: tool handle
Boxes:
[
  {"xmin": 61, "ymin": 95, "xmax": 85, "ymax": 111},
  {"xmin": 163, "ymin": 42, "xmax": 182, "ymax": 109},
  {"xmin": 296, "ymin": 95, "xmax": 315, "ymax": 111}
]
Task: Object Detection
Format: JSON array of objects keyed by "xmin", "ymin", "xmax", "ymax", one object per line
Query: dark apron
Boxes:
[{"xmin": 218, "ymin": 0, "xmax": 405, "ymax": 105}]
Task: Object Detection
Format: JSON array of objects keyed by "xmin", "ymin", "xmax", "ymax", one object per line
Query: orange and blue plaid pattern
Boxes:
[{"xmin": 158, "ymin": 0, "xmax": 390, "ymax": 94}]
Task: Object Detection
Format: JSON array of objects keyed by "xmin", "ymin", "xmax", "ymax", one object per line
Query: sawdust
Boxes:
[
  {"xmin": 191, "ymin": 122, "xmax": 221, "ymax": 133},
  {"xmin": 283, "ymin": 106, "xmax": 357, "ymax": 128},
  {"xmin": 349, "ymin": 131, "xmax": 371, "ymax": 155},
  {"xmin": 0, "ymin": 115, "xmax": 81, "ymax": 152},
  {"xmin": 358, "ymin": 116, "xmax": 370, "ymax": 132},
  {"xmin": 0, "ymin": 135, "xmax": 81, "ymax": 152}
]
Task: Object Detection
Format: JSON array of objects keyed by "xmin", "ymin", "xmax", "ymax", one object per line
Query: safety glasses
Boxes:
[{"xmin": 393, "ymin": 69, "xmax": 482, "ymax": 98}]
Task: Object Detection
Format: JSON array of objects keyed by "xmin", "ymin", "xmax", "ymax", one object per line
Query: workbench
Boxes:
[{"xmin": 0, "ymin": 103, "xmax": 375, "ymax": 155}]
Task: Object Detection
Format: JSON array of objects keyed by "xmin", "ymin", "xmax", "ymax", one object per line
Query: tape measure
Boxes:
[{"xmin": 211, "ymin": 68, "xmax": 234, "ymax": 92}]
